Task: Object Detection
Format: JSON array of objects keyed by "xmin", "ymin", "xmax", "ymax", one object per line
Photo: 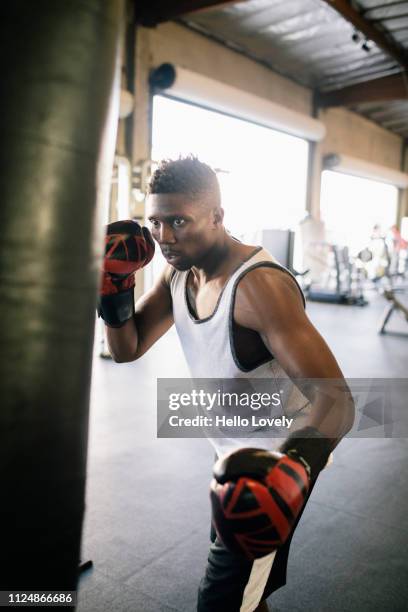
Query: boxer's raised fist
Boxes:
[
  {"xmin": 101, "ymin": 220, "xmax": 155, "ymax": 296},
  {"xmin": 98, "ymin": 220, "xmax": 154, "ymax": 327}
]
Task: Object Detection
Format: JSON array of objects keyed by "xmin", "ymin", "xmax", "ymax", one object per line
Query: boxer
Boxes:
[{"xmin": 99, "ymin": 156, "xmax": 354, "ymax": 612}]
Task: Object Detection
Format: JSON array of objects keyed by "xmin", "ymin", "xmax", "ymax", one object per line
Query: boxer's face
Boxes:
[{"xmin": 147, "ymin": 193, "xmax": 223, "ymax": 270}]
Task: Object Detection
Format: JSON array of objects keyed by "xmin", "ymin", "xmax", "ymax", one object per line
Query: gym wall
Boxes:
[{"xmin": 320, "ymin": 107, "xmax": 401, "ymax": 169}]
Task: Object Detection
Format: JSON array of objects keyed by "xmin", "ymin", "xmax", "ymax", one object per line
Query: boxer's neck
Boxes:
[{"xmin": 191, "ymin": 232, "xmax": 246, "ymax": 284}]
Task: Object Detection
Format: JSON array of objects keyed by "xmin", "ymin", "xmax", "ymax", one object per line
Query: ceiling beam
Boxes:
[
  {"xmin": 371, "ymin": 13, "xmax": 408, "ymax": 24},
  {"xmin": 321, "ymin": 0, "xmax": 408, "ymax": 69},
  {"xmin": 316, "ymin": 73, "xmax": 408, "ymax": 107},
  {"xmin": 369, "ymin": 107, "xmax": 408, "ymax": 121},
  {"xmin": 134, "ymin": 0, "xmax": 245, "ymax": 27},
  {"xmin": 382, "ymin": 117, "xmax": 408, "ymax": 128},
  {"xmin": 362, "ymin": 1, "xmax": 408, "ymax": 16}
]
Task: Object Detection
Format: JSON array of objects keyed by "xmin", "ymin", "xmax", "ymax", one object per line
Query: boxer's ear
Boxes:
[{"xmin": 212, "ymin": 207, "xmax": 224, "ymax": 226}]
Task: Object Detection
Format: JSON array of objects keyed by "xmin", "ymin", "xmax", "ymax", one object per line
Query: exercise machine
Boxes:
[{"xmin": 306, "ymin": 243, "xmax": 368, "ymax": 306}]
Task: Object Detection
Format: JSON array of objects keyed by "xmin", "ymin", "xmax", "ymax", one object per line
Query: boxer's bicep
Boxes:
[{"xmin": 235, "ymin": 269, "xmax": 354, "ymax": 438}]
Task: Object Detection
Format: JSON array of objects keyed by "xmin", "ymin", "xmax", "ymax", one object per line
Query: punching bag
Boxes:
[{"xmin": 0, "ymin": 0, "xmax": 123, "ymax": 600}]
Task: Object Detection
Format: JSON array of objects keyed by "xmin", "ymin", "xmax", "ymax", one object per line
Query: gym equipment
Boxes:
[
  {"xmin": 0, "ymin": 0, "xmax": 123, "ymax": 593},
  {"xmin": 306, "ymin": 244, "xmax": 368, "ymax": 306},
  {"xmin": 78, "ymin": 559, "xmax": 94, "ymax": 579},
  {"xmin": 362, "ymin": 228, "xmax": 408, "ymax": 291},
  {"xmin": 299, "ymin": 217, "xmax": 367, "ymax": 306},
  {"xmin": 378, "ymin": 290, "xmax": 408, "ymax": 334}
]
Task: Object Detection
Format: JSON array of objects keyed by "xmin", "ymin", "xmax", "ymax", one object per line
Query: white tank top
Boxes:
[{"xmin": 170, "ymin": 247, "xmax": 312, "ymax": 457}]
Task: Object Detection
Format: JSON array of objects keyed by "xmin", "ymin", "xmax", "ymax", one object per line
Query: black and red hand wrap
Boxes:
[
  {"xmin": 98, "ymin": 220, "xmax": 155, "ymax": 327},
  {"xmin": 278, "ymin": 426, "xmax": 335, "ymax": 481},
  {"xmin": 210, "ymin": 427, "xmax": 333, "ymax": 560}
]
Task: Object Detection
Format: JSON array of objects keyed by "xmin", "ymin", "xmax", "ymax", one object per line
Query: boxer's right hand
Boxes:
[
  {"xmin": 98, "ymin": 220, "xmax": 155, "ymax": 327},
  {"xmin": 101, "ymin": 220, "xmax": 155, "ymax": 296}
]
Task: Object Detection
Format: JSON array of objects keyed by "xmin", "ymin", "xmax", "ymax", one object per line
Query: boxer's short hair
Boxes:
[{"xmin": 148, "ymin": 155, "xmax": 220, "ymax": 204}]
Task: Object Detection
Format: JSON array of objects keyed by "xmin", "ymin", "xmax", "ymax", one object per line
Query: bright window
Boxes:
[{"xmin": 320, "ymin": 170, "xmax": 398, "ymax": 255}]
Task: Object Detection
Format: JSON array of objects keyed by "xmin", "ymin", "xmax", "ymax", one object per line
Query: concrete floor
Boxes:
[{"xmin": 77, "ymin": 290, "xmax": 408, "ymax": 611}]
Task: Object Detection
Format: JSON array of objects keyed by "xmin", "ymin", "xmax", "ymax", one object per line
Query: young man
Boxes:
[{"xmin": 99, "ymin": 156, "xmax": 354, "ymax": 612}]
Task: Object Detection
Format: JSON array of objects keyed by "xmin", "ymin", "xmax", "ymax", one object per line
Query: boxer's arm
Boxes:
[
  {"xmin": 106, "ymin": 265, "xmax": 174, "ymax": 362},
  {"xmin": 234, "ymin": 267, "xmax": 355, "ymax": 443}
]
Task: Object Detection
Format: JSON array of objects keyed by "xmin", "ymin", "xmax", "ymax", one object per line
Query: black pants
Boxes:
[{"xmin": 197, "ymin": 478, "xmax": 318, "ymax": 612}]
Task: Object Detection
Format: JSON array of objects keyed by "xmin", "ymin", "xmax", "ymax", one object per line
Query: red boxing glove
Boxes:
[
  {"xmin": 210, "ymin": 427, "xmax": 333, "ymax": 560},
  {"xmin": 101, "ymin": 220, "xmax": 155, "ymax": 296},
  {"xmin": 210, "ymin": 448, "xmax": 310, "ymax": 560},
  {"xmin": 98, "ymin": 220, "xmax": 155, "ymax": 327}
]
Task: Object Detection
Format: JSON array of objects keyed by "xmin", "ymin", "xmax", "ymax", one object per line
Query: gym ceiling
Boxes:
[{"xmin": 134, "ymin": 0, "xmax": 408, "ymax": 140}]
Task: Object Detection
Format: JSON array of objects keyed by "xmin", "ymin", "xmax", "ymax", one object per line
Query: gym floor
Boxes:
[{"xmin": 77, "ymin": 290, "xmax": 408, "ymax": 612}]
